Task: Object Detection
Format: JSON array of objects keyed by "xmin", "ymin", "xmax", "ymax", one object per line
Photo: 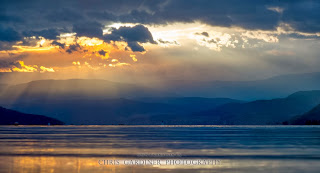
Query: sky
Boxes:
[{"xmin": 1, "ymin": 0, "xmax": 320, "ymax": 84}]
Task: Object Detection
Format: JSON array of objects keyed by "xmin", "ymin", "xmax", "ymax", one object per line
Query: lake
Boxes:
[{"xmin": 0, "ymin": 125, "xmax": 320, "ymax": 173}]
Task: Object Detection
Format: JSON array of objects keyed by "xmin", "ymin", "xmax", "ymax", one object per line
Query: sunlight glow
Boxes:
[{"xmin": 12, "ymin": 61, "xmax": 38, "ymax": 72}]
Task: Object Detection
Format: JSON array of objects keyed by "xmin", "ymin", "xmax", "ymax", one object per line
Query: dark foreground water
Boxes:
[{"xmin": 0, "ymin": 126, "xmax": 320, "ymax": 173}]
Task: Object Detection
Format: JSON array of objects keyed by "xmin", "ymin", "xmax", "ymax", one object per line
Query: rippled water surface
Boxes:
[{"xmin": 0, "ymin": 125, "xmax": 320, "ymax": 173}]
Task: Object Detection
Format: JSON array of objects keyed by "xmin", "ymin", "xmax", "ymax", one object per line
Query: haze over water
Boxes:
[{"xmin": 0, "ymin": 126, "xmax": 320, "ymax": 173}]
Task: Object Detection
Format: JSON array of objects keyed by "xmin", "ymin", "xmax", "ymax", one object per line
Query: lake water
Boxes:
[{"xmin": 0, "ymin": 126, "xmax": 320, "ymax": 173}]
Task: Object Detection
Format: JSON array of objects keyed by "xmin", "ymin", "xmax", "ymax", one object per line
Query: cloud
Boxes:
[
  {"xmin": 45, "ymin": 8, "xmax": 84, "ymax": 22},
  {"xmin": 195, "ymin": 32, "xmax": 209, "ymax": 37},
  {"xmin": 0, "ymin": 56, "xmax": 55, "ymax": 73},
  {"xmin": 0, "ymin": 55, "xmax": 44, "ymax": 73},
  {"xmin": 51, "ymin": 41, "xmax": 66, "ymax": 49},
  {"xmin": 267, "ymin": 6, "xmax": 284, "ymax": 14},
  {"xmin": 158, "ymin": 39, "xmax": 179, "ymax": 45},
  {"xmin": 130, "ymin": 54, "xmax": 137, "ymax": 62},
  {"xmin": 103, "ymin": 25, "xmax": 156, "ymax": 52},
  {"xmin": 0, "ymin": 54, "xmax": 27, "ymax": 70},
  {"xmin": 73, "ymin": 21, "xmax": 103, "ymax": 38},
  {"xmin": 0, "ymin": 0, "xmax": 320, "ymax": 80},
  {"xmin": 0, "ymin": 41, "xmax": 17, "ymax": 50},
  {"xmin": 86, "ymin": 11, "xmax": 117, "ymax": 22},
  {"xmin": 126, "ymin": 42, "xmax": 145, "ymax": 52},
  {"xmin": 98, "ymin": 49, "xmax": 107, "ymax": 56},
  {"xmin": 0, "ymin": 59, "xmax": 21, "ymax": 69},
  {"xmin": 1, "ymin": 0, "xmax": 320, "ymax": 34},
  {"xmin": 117, "ymin": 1, "xmax": 280, "ymax": 30},
  {"xmin": 66, "ymin": 43, "xmax": 81, "ymax": 54},
  {"xmin": 193, "ymin": 31, "xmax": 240, "ymax": 51},
  {"xmin": 281, "ymin": 1, "xmax": 320, "ymax": 33},
  {"xmin": 10, "ymin": 61, "xmax": 38, "ymax": 72},
  {"xmin": 242, "ymin": 31, "xmax": 279, "ymax": 43},
  {"xmin": 104, "ymin": 25, "xmax": 156, "ymax": 43},
  {"xmin": 23, "ymin": 28, "xmax": 63, "ymax": 40},
  {"xmin": 0, "ymin": 25, "xmax": 22, "ymax": 42},
  {"xmin": 1, "ymin": 0, "xmax": 320, "ymax": 53},
  {"xmin": 40, "ymin": 66, "xmax": 55, "ymax": 73},
  {"xmin": 0, "ymin": 14, "xmax": 24, "ymax": 23}
]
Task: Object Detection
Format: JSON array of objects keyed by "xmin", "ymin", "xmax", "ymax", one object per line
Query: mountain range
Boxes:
[
  {"xmin": 0, "ymin": 79, "xmax": 242, "ymax": 124},
  {"xmin": 0, "ymin": 97, "xmax": 241, "ymax": 125},
  {"xmin": 163, "ymin": 72, "xmax": 320, "ymax": 100},
  {"xmin": 2, "ymin": 72, "xmax": 320, "ymax": 125},
  {"xmin": 185, "ymin": 90, "xmax": 320, "ymax": 125},
  {"xmin": 3, "ymin": 71, "xmax": 320, "ymax": 100}
]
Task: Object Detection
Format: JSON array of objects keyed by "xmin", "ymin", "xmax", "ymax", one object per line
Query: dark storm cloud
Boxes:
[
  {"xmin": 0, "ymin": 54, "xmax": 27, "ymax": 68},
  {"xmin": 0, "ymin": 25, "xmax": 22, "ymax": 50},
  {"xmin": 280, "ymin": 1, "xmax": 320, "ymax": 33},
  {"xmin": 0, "ymin": 14, "xmax": 24, "ymax": 23},
  {"xmin": 19, "ymin": 37, "xmax": 40, "ymax": 47},
  {"xmin": 0, "ymin": 42, "xmax": 18, "ymax": 51},
  {"xmin": 23, "ymin": 28, "xmax": 63, "ymax": 40},
  {"xmin": 0, "ymin": 59, "xmax": 21, "ymax": 68},
  {"xmin": 117, "ymin": 0, "xmax": 280, "ymax": 30},
  {"xmin": 51, "ymin": 41, "xmax": 66, "ymax": 49},
  {"xmin": 126, "ymin": 42, "xmax": 145, "ymax": 52},
  {"xmin": 1, "ymin": 0, "xmax": 320, "ymax": 51},
  {"xmin": 45, "ymin": 8, "xmax": 84, "ymax": 23},
  {"xmin": 73, "ymin": 21, "xmax": 103, "ymax": 38},
  {"xmin": 66, "ymin": 43, "xmax": 81, "ymax": 54},
  {"xmin": 103, "ymin": 25, "xmax": 156, "ymax": 52},
  {"xmin": 0, "ymin": 25, "xmax": 22, "ymax": 42},
  {"xmin": 86, "ymin": 11, "xmax": 117, "ymax": 22},
  {"xmin": 195, "ymin": 32, "xmax": 209, "ymax": 37},
  {"xmin": 98, "ymin": 50, "xmax": 107, "ymax": 56},
  {"xmin": 105, "ymin": 25, "xmax": 156, "ymax": 43},
  {"xmin": 121, "ymin": 0, "xmax": 320, "ymax": 33},
  {"xmin": 2, "ymin": 0, "xmax": 320, "ymax": 33}
]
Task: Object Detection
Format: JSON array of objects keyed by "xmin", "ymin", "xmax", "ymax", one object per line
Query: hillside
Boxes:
[
  {"xmin": 290, "ymin": 104, "xmax": 320, "ymax": 125},
  {"xmin": 0, "ymin": 106, "xmax": 64, "ymax": 125},
  {"xmin": 189, "ymin": 90, "xmax": 320, "ymax": 125},
  {"xmin": 135, "ymin": 97, "xmax": 244, "ymax": 112}
]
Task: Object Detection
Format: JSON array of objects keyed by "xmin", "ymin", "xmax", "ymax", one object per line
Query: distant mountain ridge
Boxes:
[
  {"xmin": 0, "ymin": 79, "xmax": 177, "ymax": 102},
  {"xmin": 135, "ymin": 97, "xmax": 244, "ymax": 112},
  {"xmin": 187, "ymin": 90, "xmax": 320, "ymax": 125},
  {"xmin": 0, "ymin": 106, "xmax": 64, "ymax": 125},
  {"xmin": 290, "ymin": 103, "xmax": 320, "ymax": 125},
  {"xmin": 164, "ymin": 72, "xmax": 320, "ymax": 100},
  {"xmin": 2, "ymin": 98, "xmax": 182, "ymax": 125},
  {"xmin": 3, "ymin": 71, "xmax": 320, "ymax": 100}
]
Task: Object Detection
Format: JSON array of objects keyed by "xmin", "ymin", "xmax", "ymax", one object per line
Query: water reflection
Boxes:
[
  {"xmin": 2, "ymin": 156, "xmax": 320, "ymax": 173},
  {"xmin": 0, "ymin": 126, "xmax": 320, "ymax": 172}
]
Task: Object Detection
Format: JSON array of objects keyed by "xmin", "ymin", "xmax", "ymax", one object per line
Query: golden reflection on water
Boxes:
[
  {"xmin": 2, "ymin": 126, "xmax": 320, "ymax": 173},
  {"xmin": 2, "ymin": 145, "xmax": 319, "ymax": 173},
  {"xmin": 0, "ymin": 156, "xmax": 226, "ymax": 173},
  {"xmin": 2, "ymin": 156, "xmax": 320, "ymax": 173},
  {"xmin": 2, "ymin": 157, "xmax": 118, "ymax": 173}
]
